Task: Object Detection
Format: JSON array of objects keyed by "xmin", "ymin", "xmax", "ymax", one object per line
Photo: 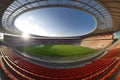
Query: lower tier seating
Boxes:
[{"xmin": 0, "ymin": 46, "xmax": 119, "ymax": 80}]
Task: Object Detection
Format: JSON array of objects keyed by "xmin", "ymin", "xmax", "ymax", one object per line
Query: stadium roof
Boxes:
[{"xmin": 0, "ymin": 0, "xmax": 120, "ymax": 37}]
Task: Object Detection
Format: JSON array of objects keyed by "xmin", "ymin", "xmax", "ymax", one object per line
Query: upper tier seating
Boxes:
[
  {"xmin": 82, "ymin": 33, "xmax": 112, "ymax": 40},
  {"xmin": 80, "ymin": 34, "xmax": 113, "ymax": 49},
  {"xmin": 80, "ymin": 40, "xmax": 112, "ymax": 49}
]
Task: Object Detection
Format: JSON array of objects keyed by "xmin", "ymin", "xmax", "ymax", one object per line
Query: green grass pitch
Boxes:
[{"xmin": 17, "ymin": 44, "xmax": 98, "ymax": 57}]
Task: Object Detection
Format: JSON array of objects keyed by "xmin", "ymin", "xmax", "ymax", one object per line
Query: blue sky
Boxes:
[{"xmin": 14, "ymin": 7, "xmax": 95, "ymax": 37}]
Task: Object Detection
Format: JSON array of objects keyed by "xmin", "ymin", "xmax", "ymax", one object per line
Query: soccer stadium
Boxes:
[{"xmin": 0, "ymin": 0, "xmax": 120, "ymax": 80}]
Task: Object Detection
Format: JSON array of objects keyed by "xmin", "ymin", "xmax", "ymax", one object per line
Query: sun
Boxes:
[{"xmin": 22, "ymin": 33, "xmax": 30, "ymax": 38}]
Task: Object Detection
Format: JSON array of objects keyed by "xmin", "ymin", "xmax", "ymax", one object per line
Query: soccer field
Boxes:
[{"xmin": 17, "ymin": 44, "xmax": 98, "ymax": 57}]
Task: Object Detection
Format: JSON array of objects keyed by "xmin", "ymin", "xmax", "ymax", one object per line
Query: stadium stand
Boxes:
[
  {"xmin": 80, "ymin": 34, "xmax": 113, "ymax": 49},
  {"xmin": 82, "ymin": 33, "xmax": 113, "ymax": 40},
  {"xmin": 80, "ymin": 40, "xmax": 112, "ymax": 49},
  {"xmin": 0, "ymin": 0, "xmax": 120, "ymax": 80},
  {"xmin": 4, "ymin": 35, "xmax": 81, "ymax": 47},
  {"xmin": 0, "ymin": 43, "xmax": 119, "ymax": 80},
  {"xmin": 0, "ymin": 60, "xmax": 17, "ymax": 80},
  {"xmin": 1, "ymin": 33, "xmax": 120, "ymax": 80},
  {"xmin": 107, "ymin": 39, "xmax": 120, "ymax": 50}
]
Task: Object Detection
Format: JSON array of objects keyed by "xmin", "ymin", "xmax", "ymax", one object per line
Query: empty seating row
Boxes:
[
  {"xmin": 0, "ymin": 60, "xmax": 17, "ymax": 80},
  {"xmin": 101, "ymin": 62, "xmax": 120, "ymax": 80},
  {"xmin": 102, "ymin": 49, "xmax": 120, "ymax": 58},
  {"xmin": 1, "ymin": 50, "xmax": 34, "ymax": 80}
]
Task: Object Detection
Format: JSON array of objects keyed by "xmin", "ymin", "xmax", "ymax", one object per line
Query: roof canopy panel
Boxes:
[{"xmin": 0, "ymin": 0, "xmax": 119, "ymax": 37}]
